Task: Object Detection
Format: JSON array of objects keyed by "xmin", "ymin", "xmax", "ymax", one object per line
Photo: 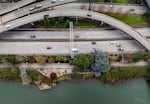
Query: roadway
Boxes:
[
  {"xmin": 0, "ymin": 0, "xmax": 78, "ymax": 24},
  {"xmin": 0, "ymin": 2, "xmax": 147, "ymax": 23},
  {"xmin": 0, "ymin": 0, "xmax": 36, "ymax": 15},
  {"xmin": 0, "ymin": 40, "xmax": 145, "ymax": 55},
  {"xmin": 0, "ymin": 27, "xmax": 150, "ymax": 40},
  {"xmin": 53, "ymin": 3, "xmax": 148, "ymax": 15},
  {"xmin": 0, "ymin": 9, "xmax": 149, "ymax": 51}
]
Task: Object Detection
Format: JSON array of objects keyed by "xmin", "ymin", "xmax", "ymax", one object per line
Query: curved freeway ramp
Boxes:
[
  {"xmin": 1, "ymin": 0, "xmax": 77, "ymax": 23},
  {"xmin": 0, "ymin": 9, "xmax": 150, "ymax": 51},
  {"xmin": 0, "ymin": 0, "xmax": 36, "ymax": 15}
]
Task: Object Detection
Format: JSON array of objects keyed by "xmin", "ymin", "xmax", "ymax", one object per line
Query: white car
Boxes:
[
  {"xmin": 5, "ymin": 24, "xmax": 11, "ymax": 28},
  {"xmin": 71, "ymin": 48, "xmax": 78, "ymax": 52},
  {"xmin": 29, "ymin": 7, "xmax": 34, "ymax": 11},
  {"xmin": 110, "ymin": 41, "xmax": 115, "ymax": 44},
  {"xmin": 118, "ymin": 47, "xmax": 124, "ymax": 51}
]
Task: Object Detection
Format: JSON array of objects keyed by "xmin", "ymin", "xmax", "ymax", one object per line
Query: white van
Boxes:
[{"xmin": 71, "ymin": 48, "xmax": 78, "ymax": 52}]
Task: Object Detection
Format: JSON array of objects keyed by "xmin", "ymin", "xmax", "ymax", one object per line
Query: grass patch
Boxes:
[
  {"xmin": 71, "ymin": 74, "xmax": 83, "ymax": 80},
  {"xmin": 0, "ymin": 69, "xmax": 20, "ymax": 80},
  {"xmin": 115, "ymin": 0, "xmax": 127, "ymax": 3},
  {"xmin": 110, "ymin": 14, "xmax": 148, "ymax": 25}
]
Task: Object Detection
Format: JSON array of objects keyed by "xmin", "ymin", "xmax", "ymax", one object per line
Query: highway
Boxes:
[
  {"xmin": 0, "ymin": 0, "xmax": 78, "ymax": 23},
  {"xmin": 0, "ymin": 40, "xmax": 145, "ymax": 55},
  {"xmin": 0, "ymin": 9, "xmax": 149, "ymax": 51},
  {"xmin": 0, "ymin": 27, "xmax": 150, "ymax": 40},
  {"xmin": 0, "ymin": 0, "xmax": 36, "ymax": 15},
  {"xmin": 0, "ymin": 2, "xmax": 147, "ymax": 23},
  {"xmin": 53, "ymin": 3, "xmax": 148, "ymax": 15}
]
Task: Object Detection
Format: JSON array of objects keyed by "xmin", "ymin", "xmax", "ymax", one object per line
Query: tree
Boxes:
[
  {"xmin": 6, "ymin": 55, "xmax": 17, "ymax": 64},
  {"xmin": 91, "ymin": 50, "xmax": 110, "ymax": 73},
  {"xmin": 143, "ymin": 12, "xmax": 150, "ymax": 22},
  {"xmin": 69, "ymin": 55, "xmax": 90, "ymax": 72},
  {"xmin": 50, "ymin": 72, "xmax": 57, "ymax": 81}
]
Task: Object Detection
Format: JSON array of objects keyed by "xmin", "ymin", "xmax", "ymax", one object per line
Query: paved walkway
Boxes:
[{"xmin": 111, "ymin": 61, "xmax": 150, "ymax": 67}]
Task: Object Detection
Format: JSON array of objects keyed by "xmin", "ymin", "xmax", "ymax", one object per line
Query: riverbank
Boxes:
[{"xmin": 0, "ymin": 66, "xmax": 150, "ymax": 89}]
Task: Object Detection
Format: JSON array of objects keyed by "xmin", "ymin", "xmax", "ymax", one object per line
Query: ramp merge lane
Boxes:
[
  {"xmin": 0, "ymin": 0, "xmax": 36, "ymax": 15},
  {"xmin": 0, "ymin": 0, "xmax": 78, "ymax": 23}
]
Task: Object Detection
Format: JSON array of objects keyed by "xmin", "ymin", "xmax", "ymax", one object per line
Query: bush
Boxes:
[
  {"xmin": 0, "ymin": 68, "xmax": 20, "ymax": 80},
  {"xmin": 69, "ymin": 55, "xmax": 91, "ymax": 72},
  {"xmin": 27, "ymin": 70, "xmax": 39, "ymax": 80},
  {"xmin": 6, "ymin": 55, "xmax": 17, "ymax": 64},
  {"xmin": 34, "ymin": 56, "xmax": 48, "ymax": 64},
  {"xmin": 71, "ymin": 74, "xmax": 83, "ymax": 80}
]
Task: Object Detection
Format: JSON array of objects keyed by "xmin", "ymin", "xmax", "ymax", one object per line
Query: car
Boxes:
[
  {"xmin": 5, "ymin": 24, "xmax": 11, "ymax": 28},
  {"xmin": 51, "ymin": 0, "xmax": 57, "ymax": 3},
  {"xmin": 71, "ymin": 48, "xmax": 78, "ymax": 52},
  {"xmin": 30, "ymin": 35, "xmax": 36, "ymax": 38},
  {"xmin": 91, "ymin": 41, "xmax": 96, "ymax": 45},
  {"xmin": 110, "ymin": 41, "xmax": 115, "ymax": 44},
  {"xmin": 29, "ymin": 7, "xmax": 34, "ymax": 11},
  {"xmin": 34, "ymin": 4, "xmax": 42, "ymax": 9},
  {"xmin": 87, "ymin": 14, "xmax": 92, "ymax": 17},
  {"xmin": 116, "ymin": 44, "xmax": 121, "ymax": 47},
  {"xmin": 47, "ymin": 46, "xmax": 52, "ymax": 49},
  {"xmin": 130, "ymin": 9, "xmax": 135, "ymax": 11},
  {"xmin": 118, "ymin": 47, "xmax": 124, "ymax": 51}
]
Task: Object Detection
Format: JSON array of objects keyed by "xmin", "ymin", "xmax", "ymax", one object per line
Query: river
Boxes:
[{"xmin": 0, "ymin": 79, "xmax": 150, "ymax": 104}]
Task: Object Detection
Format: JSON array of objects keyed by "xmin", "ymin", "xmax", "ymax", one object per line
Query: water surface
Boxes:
[{"xmin": 0, "ymin": 79, "xmax": 150, "ymax": 104}]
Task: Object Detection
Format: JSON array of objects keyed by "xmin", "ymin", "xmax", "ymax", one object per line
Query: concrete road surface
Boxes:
[
  {"xmin": 1, "ymin": 0, "xmax": 77, "ymax": 23},
  {"xmin": 0, "ymin": 0, "xmax": 36, "ymax": 15},
  {"xmin": 0, "ymin": 27, "xmax": 150, "ymax": 40},
  {"xmin": 0, "ymin": 40, "xmax": 145, "ymax": 55},
  {"xmin": 0, "ymin": 9, "xmax": 149, "ymax": 50}
]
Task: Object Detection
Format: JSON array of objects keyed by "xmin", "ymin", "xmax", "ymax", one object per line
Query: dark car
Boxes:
[
  {"xmin": 47, "ymin": 46, "xmax": 52, "ymax": 49},
  {"xmin": 87, "ymin": 14, "xmax": 92, "ymax": 17}
]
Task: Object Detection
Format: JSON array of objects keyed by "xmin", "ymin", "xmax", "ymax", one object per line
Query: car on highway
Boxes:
[
  {"xmin": 29, "ymin": 4, "xmax": 42, "ymax": 11},
  {"xmin": 47, "ymin": 46, "xmax": 52, "ymax": 49},
  {"xmin": 116, "ymin": 44, "xmax": 121, "ymax": 47},
  {"xmin": 30, "ymin": 35, "xmax": 36, "ymax": 38},
  {"xmin": 5, "ymin": 24, "xmax": 11, "ymax": 28},
  {"xmin": 34, "ymin": 4, "xmax": 42, "ymax": 9},
  {"xmin": 51, "ymin": 0, "xmax": 57, "ymax": 3},
  {"xmin": 118, "ymin": 47, "xmax": 124, "ymax": 51},
  {"xmin": 87, "ymin": 14, "xmax": 92, "ymax": 17},
  {"xmin": 91, "ymin": 41, "xmax": 96, "ymax": 45},
  {"xmin": 110, "ymin": 41, "xmax": 115, "ymax": 44},
  {"xmin": 71, "ymin": 48, "xmax": 78, "ymax": 52}
]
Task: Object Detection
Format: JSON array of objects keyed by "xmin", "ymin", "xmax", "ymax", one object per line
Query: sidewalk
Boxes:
[{"xmin": 111, "ymin": 61, "xmax": 150, "ymax": 67}]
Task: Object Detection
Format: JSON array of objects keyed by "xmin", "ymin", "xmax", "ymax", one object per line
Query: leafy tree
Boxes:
[
  {"xmin": 6, "ymin": 55, "xmax": 17, "ymax": 64},
  {"xmin": 91, "ymin": 50, "xmax": 110, "ymax": 73},
  {"xmin": 69, "ymin": 55, "xmax": 90, "ymax": 72},
  {"xmin": 143, "ymin": 12, "xmax": 150, "ymax": 22}
]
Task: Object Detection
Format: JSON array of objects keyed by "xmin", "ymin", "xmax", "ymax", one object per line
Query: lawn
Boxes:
[
  {"xmin": 115, "ymin": 0, "xmax": 128, "ymax": 3},
  {"xmin": 110, "ymin": 14, "xmax": 148, "ymax": 25}
]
